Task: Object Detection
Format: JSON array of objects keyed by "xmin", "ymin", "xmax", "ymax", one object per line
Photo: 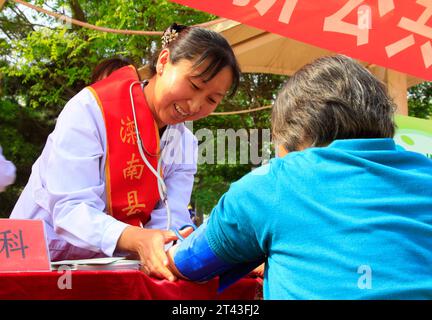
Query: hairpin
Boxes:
[{"xmin": 161, "ymin": 27, "xmax": 179, "ymax": 48}]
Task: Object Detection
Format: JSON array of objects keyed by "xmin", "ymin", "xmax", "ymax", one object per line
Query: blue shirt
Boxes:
[{"xmin": 204, "ymin": 139, "xmax": 432, "ymax": 299}]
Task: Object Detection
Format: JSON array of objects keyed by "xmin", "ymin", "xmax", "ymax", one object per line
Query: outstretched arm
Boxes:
[
  {"xmin": 165, "ymin": 221, "xmax": 239, "ymax": 282},
  {"xmin": 166, "ymin": 219, "xmax": 263, "ymax": 292},
  {"xmin": 166, "ymin": 161, "xmax": 278, "ymax": 286}
]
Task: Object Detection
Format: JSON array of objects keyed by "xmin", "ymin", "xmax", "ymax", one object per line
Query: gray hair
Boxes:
[{"xmin": 272, "ymin": 55, "xmax": 396, "ymax": 152}]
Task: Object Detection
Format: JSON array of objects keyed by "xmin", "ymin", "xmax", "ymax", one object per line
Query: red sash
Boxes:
[{"xmin": 88, "ymin": 66, "xmax": 160, "ymax": 226}]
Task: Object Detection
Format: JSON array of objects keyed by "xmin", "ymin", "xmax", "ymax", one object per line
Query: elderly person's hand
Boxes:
[{"xmin": 249, "ymin": 263, "xmax": 265, "ymax": 278}]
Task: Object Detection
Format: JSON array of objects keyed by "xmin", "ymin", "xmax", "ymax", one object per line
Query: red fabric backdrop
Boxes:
[{"xmin": 0, "ymin": 270, "xmax": 262, "ymax": 300}]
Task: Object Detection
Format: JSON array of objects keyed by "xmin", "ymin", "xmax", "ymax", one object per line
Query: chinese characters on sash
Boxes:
[
  {"xmin": 120, "ymin": 116, "xmax": 137, "ymax": 145},
  {"xmin": 89, "ymin": 66, "xmax": 160, "ymax": 227},
  {"xmin": 120, "ymin": 118, "xmax": 147, "ymax": 216}
]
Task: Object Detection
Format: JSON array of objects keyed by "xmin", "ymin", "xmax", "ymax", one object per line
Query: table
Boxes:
[{"xmin": 0, "ymin": 270, "xmax": 262, "ymax": 300}]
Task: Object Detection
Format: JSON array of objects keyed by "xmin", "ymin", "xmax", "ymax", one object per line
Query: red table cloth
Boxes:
[{"xmin": 0, "ymin": 270, "xmax": 262, "ymax": 300}]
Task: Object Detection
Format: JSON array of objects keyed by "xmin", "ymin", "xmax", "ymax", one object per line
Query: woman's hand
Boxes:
[{"xmin": 116, "ymin": 226, "xmax": 193, "ymax": 281}]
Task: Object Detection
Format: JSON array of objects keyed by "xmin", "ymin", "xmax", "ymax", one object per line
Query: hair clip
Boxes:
[{"xmin": 161, "ymin": 28, "xmax": 179, "ymax": 48}]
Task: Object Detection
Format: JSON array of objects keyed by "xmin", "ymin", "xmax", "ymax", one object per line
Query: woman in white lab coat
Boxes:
[{"xmin": 11, "ymin": 23, "xmax": 240, "ymax": 281}]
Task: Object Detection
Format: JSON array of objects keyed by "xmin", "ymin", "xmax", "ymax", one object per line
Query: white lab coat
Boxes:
[
  {"xmin": 0, "ymin": 146, "xmax": 16, "ymax": 192},
  {"xmin": 10, "ymin": 88, "xmax": 197, "ymax": 261}
]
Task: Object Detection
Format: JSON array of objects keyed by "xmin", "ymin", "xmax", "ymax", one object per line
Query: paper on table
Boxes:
[
  {"xmin": 51, "ymin": 257, "xmax": 141, "ymax": 271},
  {"xmin": 51, "ymin": 257, "xmax": 126, "ymax": 266}
]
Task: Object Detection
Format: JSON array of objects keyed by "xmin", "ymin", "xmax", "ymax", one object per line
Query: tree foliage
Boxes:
[
  {"xmin": 409, "ymin": 82, "xmax": 432, "ymax": 120},
  {"xmin": 0, "ymin": 1, "xmax": 431, "ymax": 218},
  {"xmin": 0, "ymin": 0, "xmax": 286, "ymax": 217},
  {"xmin": 0, "ymin": 0, "xmax": 210, "ymax": 215}
]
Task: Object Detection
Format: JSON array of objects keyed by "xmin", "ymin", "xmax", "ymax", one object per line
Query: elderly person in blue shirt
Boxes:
[{"xmin": 167, "ymin": 55, "xmax": 432, "ymax": 299}]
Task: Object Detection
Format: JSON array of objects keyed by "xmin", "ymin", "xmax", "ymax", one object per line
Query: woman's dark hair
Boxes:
[
  {"xmin": 150, "ymin": 23, "xmax": 240, "ymax": 97},
  {"xmin": 91, "ymin": 56, "xmax": 135, "ymax": 83},
  {"xmin": 272, "ymin": 55, "xmax": 397, "ymax": 152}
]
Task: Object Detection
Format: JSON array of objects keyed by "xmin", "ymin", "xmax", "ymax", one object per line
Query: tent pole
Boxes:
[
  {"xmin": 386, "ymin": 70, "xmax": 408, "ymax": 116},
  {"xmin": 0, "ymin": 0, "xmax": 7, "ymax": 11},
  {"xmin": 367, "ymin": 65, "xmax": 409, "ymax": 116}
]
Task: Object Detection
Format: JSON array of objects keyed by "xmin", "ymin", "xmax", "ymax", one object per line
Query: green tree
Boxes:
[
  {"xmin": 1, "ymin": 1, "xmax": 431, "ymax": 220},
  {"xmin": 408, "ymin": 82, "xmax": 432, "ymax": 120},
  {"xmin": 191, "ymin": 73, "xmax": 287, "ymax": 218},
  {"xmin": 0, "ymin": 0, "xmax": 285, "ymax": 218},
  {"xmin": 0, "ymin": 0, "xmax": 213, "ymax": 216}
]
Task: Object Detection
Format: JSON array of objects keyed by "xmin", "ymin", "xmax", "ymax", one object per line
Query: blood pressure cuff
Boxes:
[
  {"xmin": 173, "ymin": 221, "xmax": 232, "ymax": 282},
  {"xmin": 173, "ymin": 221, "xmax": 262, "ymax": 292}
]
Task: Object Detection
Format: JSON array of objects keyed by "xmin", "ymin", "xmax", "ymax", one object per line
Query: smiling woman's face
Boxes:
[{"xmin": 147, "ymin": 49, "xmax": 233, "ymax": 128}]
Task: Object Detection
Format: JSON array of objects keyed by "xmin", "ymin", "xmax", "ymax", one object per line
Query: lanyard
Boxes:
[{"xmin": 129, "ymin": 80, "xmax": 172, "ymax": 231}]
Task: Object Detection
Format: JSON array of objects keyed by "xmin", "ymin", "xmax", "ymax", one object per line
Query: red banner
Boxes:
[{"xmin": 171, "ymin": 0, "xmax": 432, "ymax": 81}]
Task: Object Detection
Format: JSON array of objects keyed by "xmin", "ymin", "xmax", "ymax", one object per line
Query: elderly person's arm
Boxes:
[{"xmin": 166, "ymin": 165, "xmax": 274, "ymax": 285}]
